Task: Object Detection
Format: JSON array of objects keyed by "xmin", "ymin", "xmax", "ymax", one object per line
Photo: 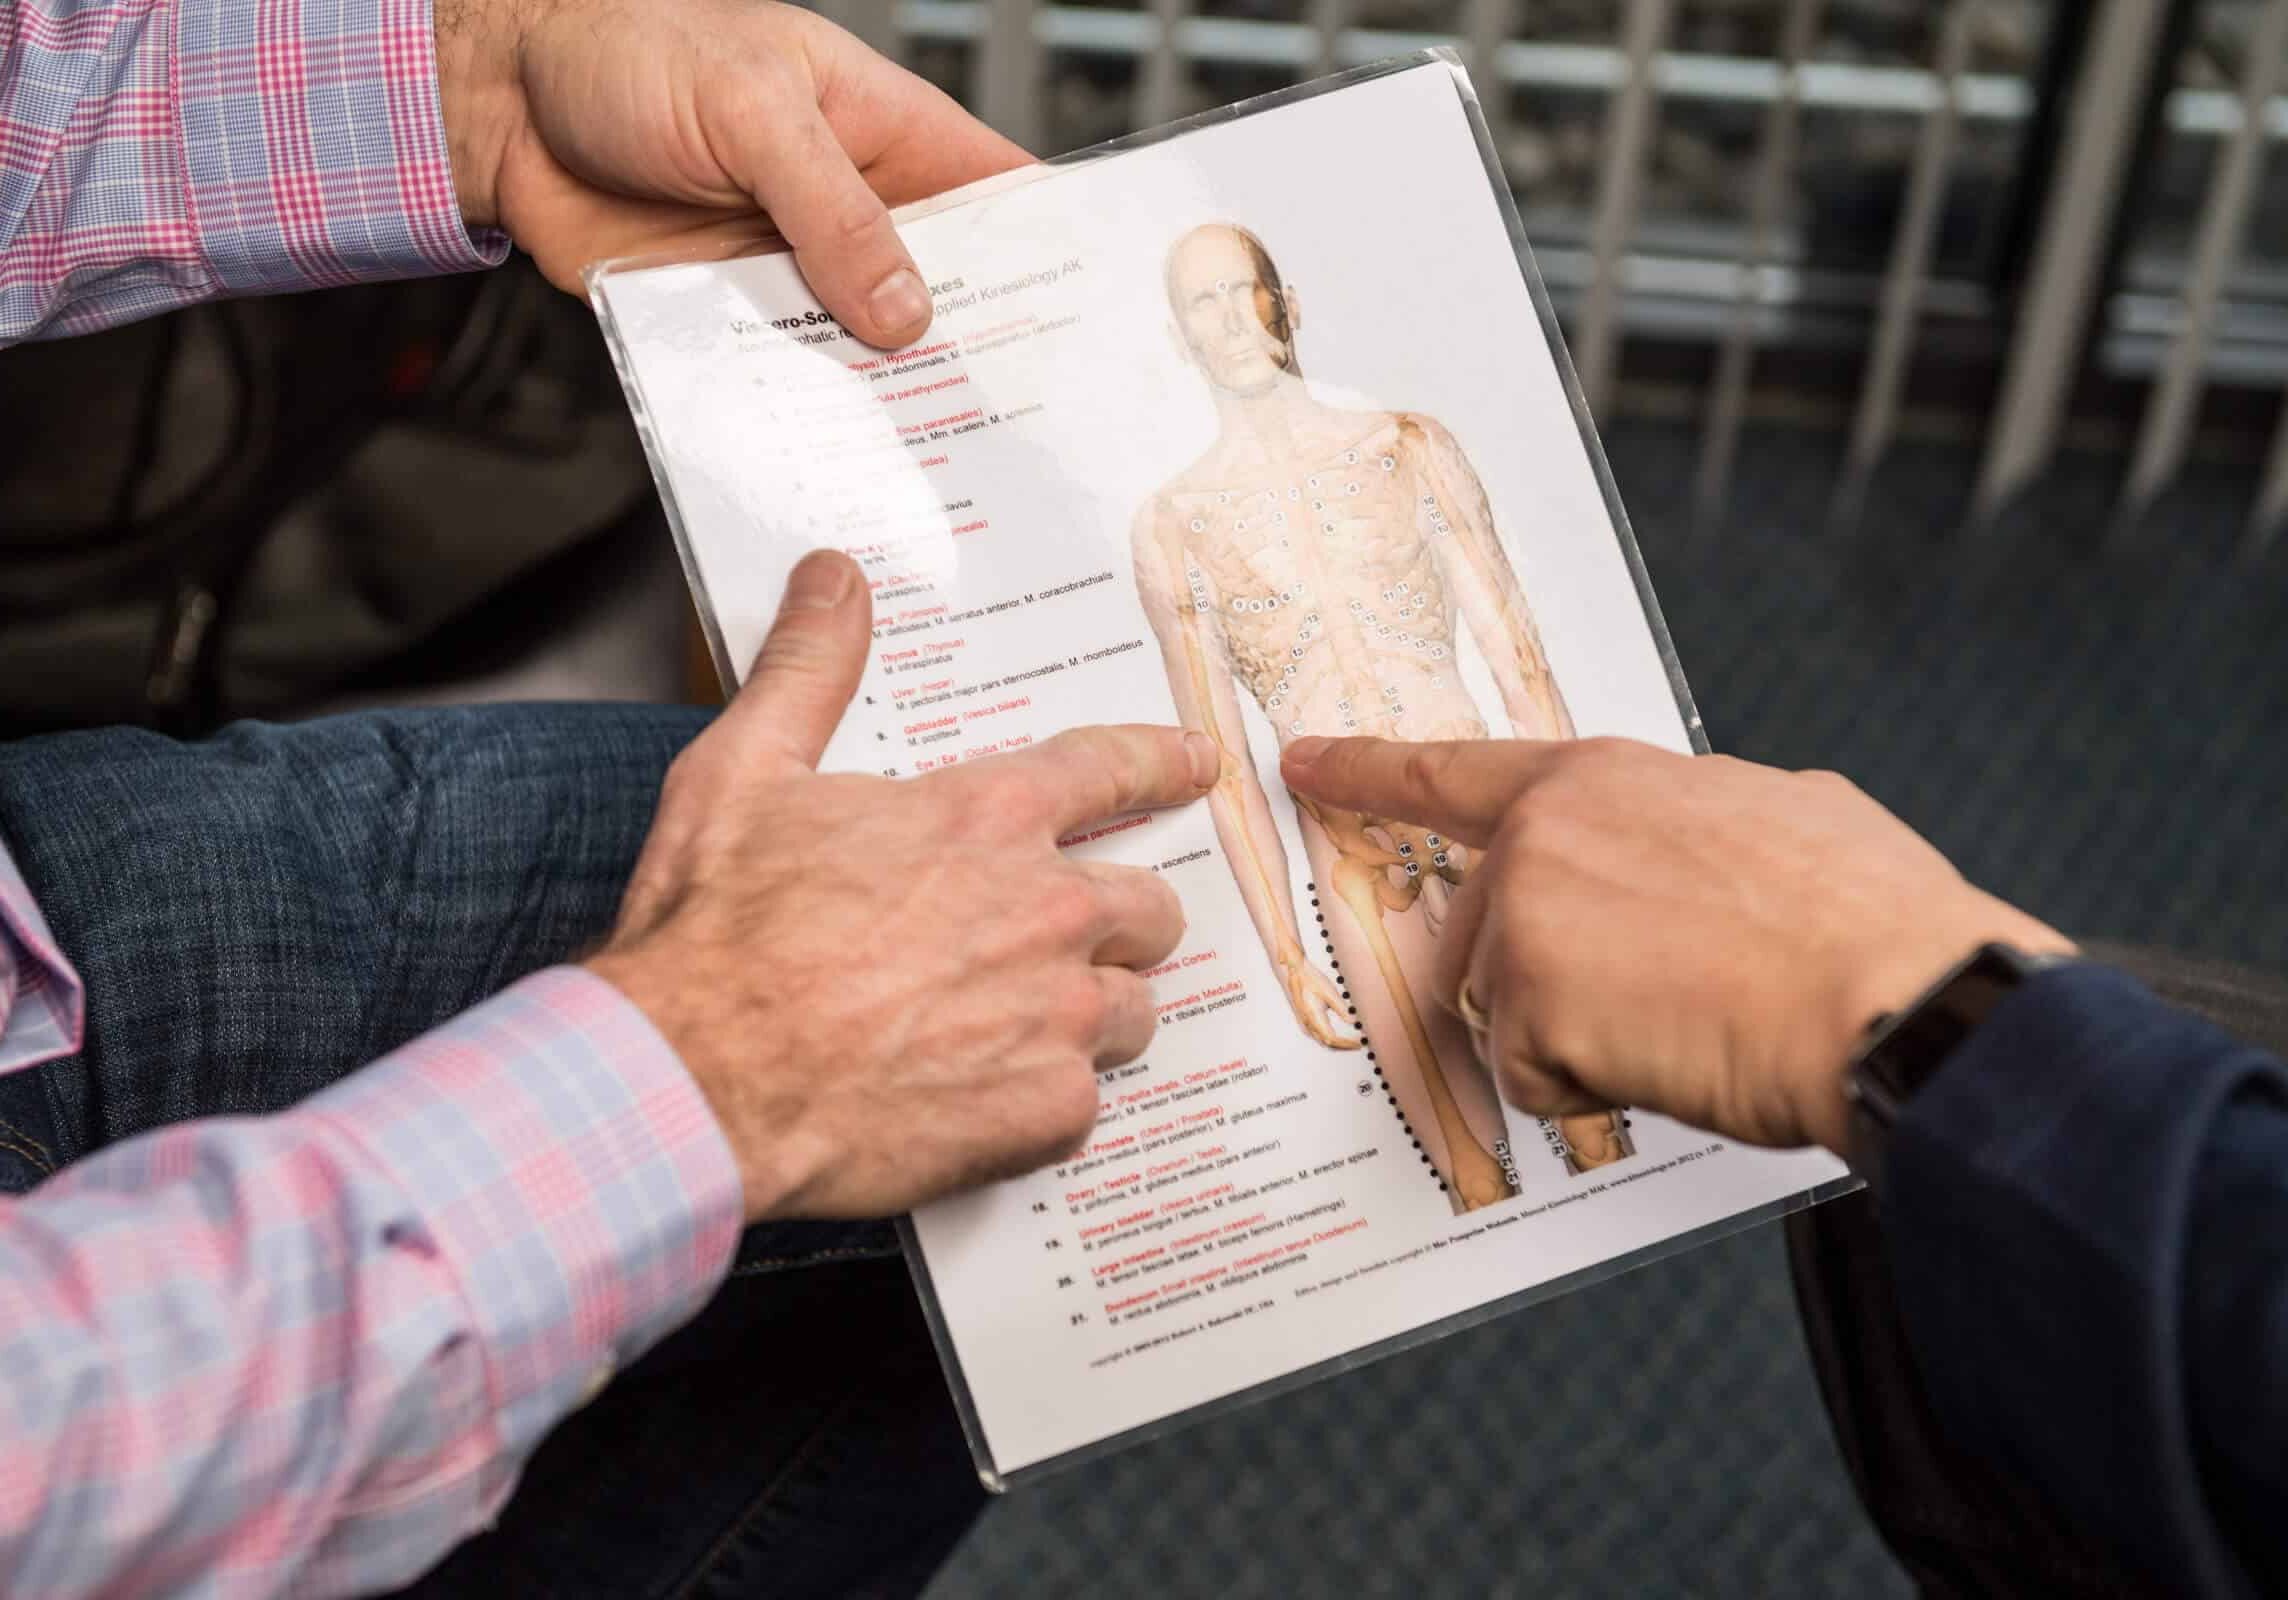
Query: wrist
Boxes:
[
  {"xmin": 432, "ymin": 0, "xmax": 529, "ymax": 227},
  {"xmin": 584, "ymin": 946, "xmax": 819, "ymax": 1222},
  {"xmin": 1800, "ymin": 892, "xmax": 2077, "ymax": 1156}
]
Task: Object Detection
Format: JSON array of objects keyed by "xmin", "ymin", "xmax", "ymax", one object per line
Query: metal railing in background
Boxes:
[
  {"xmin": 826, "ymin": 0, "xmax": 2288, "ymax": 549},
  {"xmin": 2128, "ymin": 0, "xmax": 2288, "ymax": 537},
  {"xmin": 1836, "ymin": 0, "xmax": 1980, "ymax": 529},
  {"xmin": 1975, "ymin": 0, "xmax": 2180, "ymax": 523}
]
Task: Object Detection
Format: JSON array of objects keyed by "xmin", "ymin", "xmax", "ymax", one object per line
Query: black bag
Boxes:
[{"xmin": 0, "ymin": 258, "xmax": 656, "ymax": 737}]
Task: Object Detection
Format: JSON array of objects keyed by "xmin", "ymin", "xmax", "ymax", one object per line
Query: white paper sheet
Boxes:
[{"xmin": 592, "ymin": 52, "xmax": 1849, "ymax": 1485}]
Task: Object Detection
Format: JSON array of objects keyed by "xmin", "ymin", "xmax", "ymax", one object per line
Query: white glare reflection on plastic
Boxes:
[{"xmin": 642, "ymin": 280, "xmax": 964, "ymax": 662}]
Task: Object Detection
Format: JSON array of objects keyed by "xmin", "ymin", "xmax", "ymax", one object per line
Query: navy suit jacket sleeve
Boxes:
[{"xmin": 1883, "ymin": 963, "xmax": 2288, "ymax": 1596}]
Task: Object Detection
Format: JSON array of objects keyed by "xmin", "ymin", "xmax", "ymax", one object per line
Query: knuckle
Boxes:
[
  {"xmin": 918, "ymin": 769, "xmax": 973, "ymax": 827},
  {"xmin": 831, "ymin": 198, "xmax": 891, "ymax": 247},
  {"xmin": 1568, "ymin": 736, "xmax": 1659, "ymax": 786},
  {"xmin": 753, "ymin": 616, "xmax": 835, "ymax": 677},
  {"xmin": 1398, "ymin": 740, "xmax": 1456, "ymax": 799},
  {"xmin": 1702, "ymin": 1064, "xmax": 1755, "ymax": 1145},
  {"xmin": 1494, "ymin": 1050, "xmax": 1558, "ymax": 1114},
  {"xmin": 1101, "ymin": 744, "xmax": 1149, "ymax": 813},
  {"xmin": 1526, "ymin": 753, "xmax": 1610, "ymax": 820},
  {"xmin": 1126, "ymin": 1008, "xmax": 1161, "ymax": 1059},
  {"xmin": 1500, "ymin": 778, "xmax": 1576, "ymax": 844},
  {"xmin": 1508, "ymin": 894, "xmax": 1567, "ymax": 967},
  {"xmin": 1796, "ymin": 767, "xmax": 1860, "ymax": 796},
  {"xmin": 1099, "ymin": 970, "xmax": 1152, "ymax": 1033},
  {"xmin": 1143, "ymin": 874, "xmax": 1186, "ymax": 936},
  {"xmin": 1106, "ymin": 862, "xmax": 1178, "ymax": 925},
  {"xmin": 1042, "ymin": 1064, "xmax": 1103, "ymax": 1149},
  {"xmin": 657, "ymin": 746, "xmax": 709, "ymax": 807},
  {"xmin": 1531, "ymin": 1011, "xmax": 1591, "ymax": 1082},
  {"xmin": 987, "ymin": 1070, "xmax": 1100, "ymax": 1181},
  {"xmin": 653, "ymin": 742, "xmax": 747, "ymax": 828},
  {"xmin": 749, "ymin": 48, "xmax": 806, "ymax": 93},
  {"xmin": 1038, "ymin": 727, "xmax": 1097, "ymax": 766},
  {"xmin": 1498, "ymin": 789, "xmax": 1540, "ymax": 837},
  {"xmin": 958, "ymin": 767, "xmax": 1045, "ymax": 833},
  {"xmin": 1496, "ymin": 1016, "xmax": 1585, "ymax": 1112},
  {"xmin": 1055, "ymin": 970, "xmax": 1111, "ymax": 1042},
  {"xmin": 1036, "ymin": 876, "xmax": 1106, "ymax": 946},
  {"xmin": 1051, "ymin": 729, "xmax": 1134, "ymax": 817},
  {"xmin": 748, "ymin": 58, "xmax": 822, "ymax": 137},
  {"xmin": 1573, "ymin": 735, "xmax": 1639, "ymax": 762}
]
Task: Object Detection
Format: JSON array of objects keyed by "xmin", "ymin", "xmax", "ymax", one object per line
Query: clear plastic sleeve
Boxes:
[{"xmin": 588, "ymin": 49, "xmax": 1856, "ymax": 1491}]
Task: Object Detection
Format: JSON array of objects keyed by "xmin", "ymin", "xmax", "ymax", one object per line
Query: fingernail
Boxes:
[
  {"xmin": 1284, "ymin": 736, "xmax": 1331, "ymax": 767},
  {"xmin": 785, "ymin": 549, "xmax": 853, "ymax": 611},
  {"xmin": 1183, "ymin": 732, "xmax": 1221, "ymax": 788},
  {"xmin": 869, "ymin": 268, "xmax": 930, "ymax": 339}
]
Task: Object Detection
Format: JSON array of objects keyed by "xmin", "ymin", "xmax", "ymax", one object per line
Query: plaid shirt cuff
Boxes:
[
  {"xmin": 0, "ymin": 844, "xmax": 87, "ymax": 1077},
  {"xmin": 302, "ymin": 966, "xmax": 744, "ymax": 1477},
  {"xmin": 175, "ymin": 0, "xmax": 506, "ymax": 296}
]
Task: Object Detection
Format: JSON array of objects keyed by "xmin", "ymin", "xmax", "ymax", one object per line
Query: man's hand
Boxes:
[
  {"xmin": 588, "ymin": 551, "xmax": 1219, "ymax": 1220},
  {"xmin": 1280, "ymin": 736, "xmax": 2074, "ymax": 1155},
  {"xmin": 435, "ymin": 0, "xmax": 1030, "ymax": 344}
]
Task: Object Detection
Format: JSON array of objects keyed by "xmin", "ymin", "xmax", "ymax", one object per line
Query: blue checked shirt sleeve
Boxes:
[
  {"xmin": 0, "ymin": 967, "xmax": 745, "ymax": 1599},
  {"xmin": 1, "ymin": 0, "xmax": 505, "ymax": 346}
]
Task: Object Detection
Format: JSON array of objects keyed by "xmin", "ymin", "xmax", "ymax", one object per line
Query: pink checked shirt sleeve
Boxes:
[
  {"xmin": 0, "ymin": 0, "xmax": 505, "ymax": 345},
  {"xmin": 0, "ymin": 850, "xmax": 85, "ymax": 1078},
  {"xmin": 0, "ymin": 846, "xmax": 746, "ymax": 1597}
]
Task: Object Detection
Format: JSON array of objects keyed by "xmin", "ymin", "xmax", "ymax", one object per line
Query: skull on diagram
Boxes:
[{"xmin": 1131, "ymin": 222, "xmax": 1634, "ymax": 1214}]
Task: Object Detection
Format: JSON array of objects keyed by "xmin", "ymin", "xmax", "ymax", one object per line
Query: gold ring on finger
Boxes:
[{"xmin": 1456, "ymin": 979, "xmax": 1493, "ymax": 1037}]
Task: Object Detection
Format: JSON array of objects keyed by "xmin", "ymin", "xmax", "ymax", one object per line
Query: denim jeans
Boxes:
[{"xmin": 0, "ymin": 705, "xmax": 984, "ymax": 1598}]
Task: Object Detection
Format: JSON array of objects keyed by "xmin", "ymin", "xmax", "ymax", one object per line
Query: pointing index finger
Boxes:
[
  {"xmin": 1006, "ymin": 726, "xmax": 1220, "ymax": 837},
  {"xmin": 1279, "ymin": 737, "xmax": 1562, "ymax": 849}
]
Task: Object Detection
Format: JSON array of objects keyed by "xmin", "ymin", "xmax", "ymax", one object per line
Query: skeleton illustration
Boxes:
[{"xmin": 1132, "ymin": 223, "xmax": 1633, "ymax": 1213}]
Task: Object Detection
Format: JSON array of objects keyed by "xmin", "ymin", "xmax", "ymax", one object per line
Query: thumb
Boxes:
[
  {"xmin": 729, "ymin": 86, "xmax": 931, "ymax": 348},
  {"xmin": 721, "ymin": 549, "xmax": 872, "ymax": 768},
  {"xmin": 1280, "ymin": 737, "xmax": 1563, "ymax": 849}
]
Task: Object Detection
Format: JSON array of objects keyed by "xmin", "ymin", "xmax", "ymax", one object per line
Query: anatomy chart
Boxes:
[{"xmin": 592, "ymin": 52, "xmax": 1850, "ymax": 1486}]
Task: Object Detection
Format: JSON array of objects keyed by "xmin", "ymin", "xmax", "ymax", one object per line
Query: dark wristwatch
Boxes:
[{"xmin": 1841, "ymin": 942, "xmax": 2078, "ymax": 1191}]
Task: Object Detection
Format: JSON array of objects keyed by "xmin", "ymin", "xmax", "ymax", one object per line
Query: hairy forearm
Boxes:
[{"xmin": 432, "ymin": 0, "xmax": 527, "ymax": 227}]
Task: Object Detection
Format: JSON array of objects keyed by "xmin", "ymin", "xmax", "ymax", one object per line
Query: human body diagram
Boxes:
[{"xmin": 1132, "ymin": 224, "xmax": 1634, "ymax": 1214}]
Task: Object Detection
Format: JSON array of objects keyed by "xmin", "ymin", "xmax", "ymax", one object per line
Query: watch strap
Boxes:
[{"xmin": 1843, "ymin": 943, "xmax": 2076, "ymax": 1190}]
